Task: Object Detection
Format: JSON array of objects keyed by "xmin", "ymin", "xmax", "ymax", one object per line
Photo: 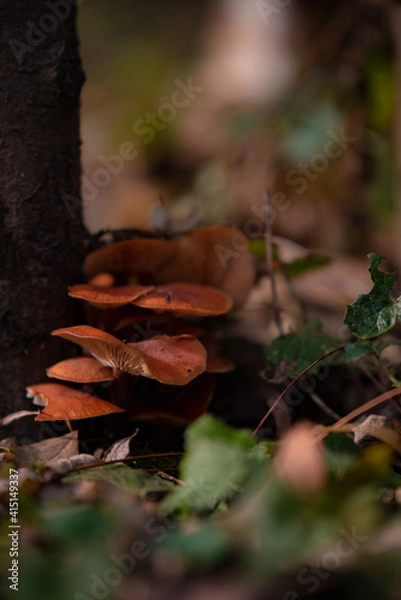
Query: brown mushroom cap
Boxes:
[
  {"xmin": 89, "ymin": 273, "xmax": 116, "ymax": 288},
  {"xmin": 68, "ymin": 283, "xmax": 154, "ymax": 308},
  {"xmin": 133, "ymin": 283, "xmax": 233, "ymax": 317},
  {"xmin": 205, "ymin": 356, "xmax": 235, "ymax": 373},
  {"xmin": 47, "ymin": 357, "xmax": 114, "ymax": 383},
  {"xmin": 83, "ymin": 226, "xmax": 255, "ymax": 307},
  {"xmin": 52, "ymin": 325, "xmax": 206, "ymax": 385},
  {"xmin": 26, "ymin": 383, "xmax": 124, "ymax": 421},
  {"xmin": 127, "ymin": 334, "xmax": 207, "ymax": 386},
  {"xmin": 84, "ymin": 237, "xmax": 179, "ymax": 282},
  {"xmin": 52, "ymin": 325, "xmax": 147, "ymax": 375}
]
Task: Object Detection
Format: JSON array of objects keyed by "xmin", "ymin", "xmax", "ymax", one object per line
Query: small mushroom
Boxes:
[
  {"xmin": 83, "ymin": 226, "xmax": 255, "ymax": 307},
  {"xmin": 26, "ymin": 383, "xmax": 124, "ymax": 421},
  {"xmin": 47, "ymin": 357, "xmax": 114, "ymax": 383},
  {"xmin": 84, "ymin": 237, "xmax": 179, "ymax": 282},
  {"xmin": 68, "ymin": 283, "xmax": 154, "ymax": 308},
  {"xmin": 52, "ymin": 326, "xmax": 207, "ymax": 385},
  {"xmin": 89, "ymin": 273, "xmax": 116, "ymax": 288}
]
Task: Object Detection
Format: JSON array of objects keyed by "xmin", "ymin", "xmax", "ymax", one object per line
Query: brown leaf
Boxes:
[
  {"xmin": 103, "ymin": 431, "xmax": 138, "ymax": 462},
  {"xmin": 15, "ymin": 431, "xmax": 79, "ymax": 465},
  {"xmin": 1, "ymin": 410, "xmax": 39, "ymax": 426}
]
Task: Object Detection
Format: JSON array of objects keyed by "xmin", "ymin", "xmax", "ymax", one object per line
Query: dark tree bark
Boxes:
[{"xmin": 0, "ymin": 2, "xmax": 86, "ymax": 439}]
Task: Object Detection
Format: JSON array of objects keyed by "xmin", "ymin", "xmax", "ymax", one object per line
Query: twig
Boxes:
[
  {"xmin": 69, "ymin": 451, "xmax": 183, "ymax": 472},
  {"xmin": 264, "ymin": 189, "xmax": 283, "ymax": 336},
  {"xmin": 157, "ymin": 471, "xmax": 186, "ymax": 486},
  {"xmin": 252, "ymin": 346, "xmax": 344, "ymax": 437},
  {"xmin": 316, "ymin": 386, "xmax": 401, "ymax": 442},
  {"xmin": 308, "ymin": 389, "xmax": 341, "ymax": 421}
]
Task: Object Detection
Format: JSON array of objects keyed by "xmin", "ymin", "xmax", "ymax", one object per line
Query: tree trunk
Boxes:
[
  {"xmin": 0, "ymin": 2, "xmax": 86, "ymax": 440},
  {"xmin": 390, "ymin": 2, "xmax": 401, "ymax": 275}
]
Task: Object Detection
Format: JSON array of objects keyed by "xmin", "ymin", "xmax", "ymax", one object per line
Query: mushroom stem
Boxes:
[{"xmin": 108, "ymin": 371, "xmax": 137, "ymax": 411}]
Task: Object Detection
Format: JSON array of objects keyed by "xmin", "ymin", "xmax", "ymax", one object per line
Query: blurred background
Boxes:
[{"xmin": 78, "ymin": 0, "xmax": 401, "ymax": 268}]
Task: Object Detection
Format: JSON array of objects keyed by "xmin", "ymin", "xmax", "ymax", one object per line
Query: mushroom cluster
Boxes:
[{"xmin": 27, "ymin": 226, "xmax": 255, "ymax": 425}]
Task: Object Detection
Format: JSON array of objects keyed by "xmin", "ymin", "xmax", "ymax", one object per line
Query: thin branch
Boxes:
[
  {"xmin": 316, "ymin": 386, "xmax": 401, "ymax": 442},
  {"xmin": 252, "ymin": 346, "xmax": 344, "ymax": 437},
  {"xmin": 157, "ymin": 471, "xmax": 186, "ymax": 486},
  {"xmin": 308, "ymin": 389, "xmax": 341, "ymax": 421},
  {"xmin": 69, "ymin": 451, "xmax": 184, "ymax": 473}
]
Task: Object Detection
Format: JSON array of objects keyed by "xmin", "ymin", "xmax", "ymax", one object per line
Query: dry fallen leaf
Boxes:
[
  {"xmin": 14, "ymin": 431, "xmax": 79, "ymax": 466},
  {"xmin": 103, "ymin": 431, "xmax": 139, "ymax": 462},
  {"xmin": 49, "ymin": 453, "xmax": 98, "ymax": 475}
]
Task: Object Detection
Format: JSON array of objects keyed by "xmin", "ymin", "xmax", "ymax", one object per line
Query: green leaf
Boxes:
[
  {"xmin": 161, "ymin": 524, "xmax": 230, "ymax": 570},
  {"xmin": 266, "ymin": 319, "xmax": 339, "ymax": 379},
  {"xmin": 375, "ymin": 339, "xmax": 401, "ymax": 354},
  {"xmin": 161, "ymin": 415, "xmax": 268, "ymax": 515},
  {"xmin": 283, "ymin": 254, "xmax": 330, "ymax": 278},
  {"xmin": 324, "ymin": 432, "xmax": 362, "ymax": 477},
  {"xmin": 64, "ymin": 464, "xmax": 173, "ymax": 496},
  {"xmin": 247, "ymin": 238, "xmax": 279, "ymax": 262},
  {"xmin": 344, "ymin": 254, "xmax": 398, "ymax": 339},
  {"xmin": 343, "ymin": 340, "xmax": 375, "ymax": 362}
]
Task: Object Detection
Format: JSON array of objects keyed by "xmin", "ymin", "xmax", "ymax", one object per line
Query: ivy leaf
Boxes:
[
  {"xmin": 161, "ymin": 415, "xmax": 268, "ymax": 515},
  {"xmin": 344, "ymin": 254, "xmax": 398, "ymax": 339},
  {"xmin": 343, "ymin": 340, "xmax": 375, "ymax": 362},
  {"xmin": 266, "ymin": 319, "xmax": 338, "ymax": 379}
]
